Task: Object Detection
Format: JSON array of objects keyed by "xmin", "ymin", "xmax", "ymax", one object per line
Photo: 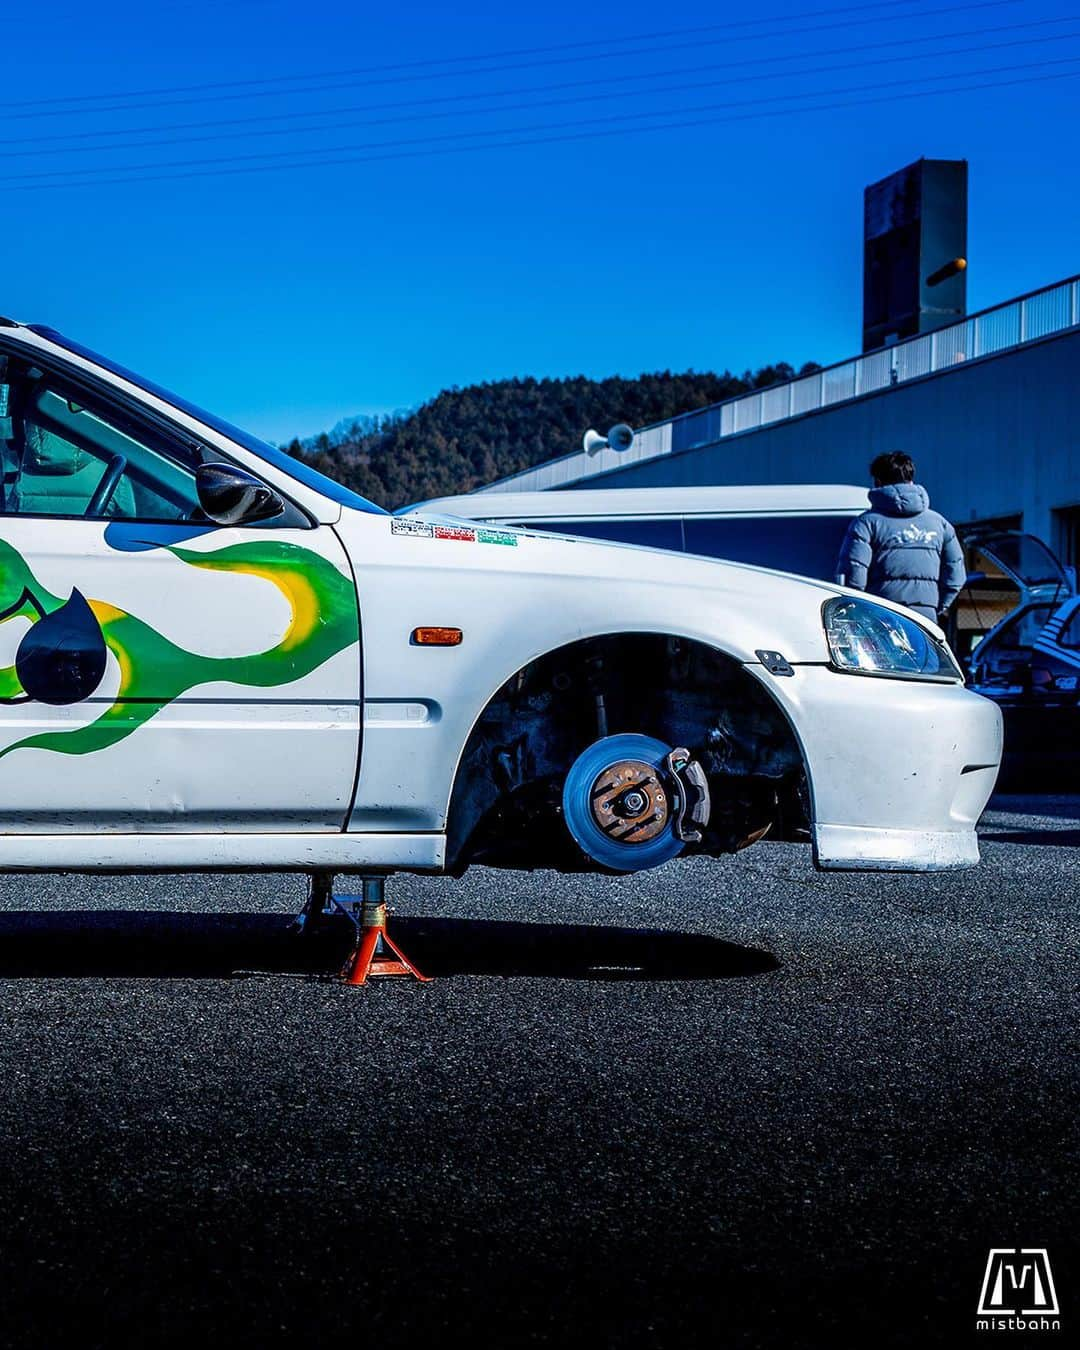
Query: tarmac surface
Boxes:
[{"xmin": 0, "ymin": 794, "xmax": 1075, "ymax": 1349}]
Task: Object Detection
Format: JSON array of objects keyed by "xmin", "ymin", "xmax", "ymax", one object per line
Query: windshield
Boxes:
[{"xmin": 26, "ymin": 327, "xmax": 387, "ymax": 516}]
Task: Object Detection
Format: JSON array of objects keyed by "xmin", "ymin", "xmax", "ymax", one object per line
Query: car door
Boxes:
[
  {"xmin": 0, "ymin": 350, "xmax": 360, "ymax": 832},
  {"xmin": 951, "ymin": 531, "xmax": 1075, "ymax": 671},
  {"xmin": 1026, "ymin": 597, "xmax": 1080, "ymax": 784},
  {"xmin": 969, "ymin": 601, "xmax": 1078, "ymax": 785}
]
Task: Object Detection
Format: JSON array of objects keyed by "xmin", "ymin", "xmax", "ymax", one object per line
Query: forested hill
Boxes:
[{"xmin": 281, "ymin": 363, "xmax": 817, "ymax": 510}]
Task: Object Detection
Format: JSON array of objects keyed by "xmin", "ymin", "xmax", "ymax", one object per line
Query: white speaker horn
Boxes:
[
  {"xmin": 582, "ymin": 423, "xmax": 635, "ymax": 455},
  {"xmin": 607, "ymin": 423, "xmax": 634, "ymax": 453}
]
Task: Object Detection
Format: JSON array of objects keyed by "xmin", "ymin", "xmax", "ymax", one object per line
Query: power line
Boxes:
[
  {"xmin": 1, "ymin": 0, "xmax": 1013, "ymax": 110},
  {"xmin": 1, "ymin": 0, "xmax": 1023, "ymax": 121},
  {"xmin": 14, "ymin": 64, "xmax": 1076, "ymax": 194},
  {"xmin": 2, "ymin": 28, "xmax": 1080, "ymax": 162},
  {"xmin": 0, "ymin": 11, "xmax": 1069, "ymax": 151},
  {"xmin": 12, "ymin": 63, "xmax": 1078, "ymax": 194},
  {"xmin": 10, "ymin": 57, "xmax": 1079, "ymax": 189}
]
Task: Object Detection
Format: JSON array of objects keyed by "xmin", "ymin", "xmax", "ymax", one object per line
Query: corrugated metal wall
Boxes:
[{"xmin": 572, "ymin": 329, "xmax": 1080, "ymax": 546}]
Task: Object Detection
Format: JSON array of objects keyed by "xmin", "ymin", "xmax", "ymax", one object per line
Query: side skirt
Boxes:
[{"xmin": 0, "ymin": 832, "xmax": 446, "ymax": 874}]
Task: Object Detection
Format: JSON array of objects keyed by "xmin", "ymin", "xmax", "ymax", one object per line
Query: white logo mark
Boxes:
[{"xmin": 977, "ymin": 1248, "xmax": 1059, "ymax": 1327}]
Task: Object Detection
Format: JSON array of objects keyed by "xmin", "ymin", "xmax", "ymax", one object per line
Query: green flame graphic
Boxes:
[{"xmin": 0, "ymin": 536, "xmax": 359, "ymax": 759}]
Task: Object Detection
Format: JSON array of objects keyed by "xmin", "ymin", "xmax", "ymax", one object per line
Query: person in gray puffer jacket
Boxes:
[{"xmin": 835, "ymin": 451, "xmax": 966, "ymax": 624}]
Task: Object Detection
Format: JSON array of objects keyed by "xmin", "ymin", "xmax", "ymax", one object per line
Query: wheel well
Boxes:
[{"xmin": 446, "ymin": 633, "xmax": 811, "ymax": 872}]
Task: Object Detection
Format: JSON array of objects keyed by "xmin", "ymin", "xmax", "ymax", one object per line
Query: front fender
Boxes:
[{"xmin": 335, "ymin": 512, "xmax": 830, "ymax": 835}]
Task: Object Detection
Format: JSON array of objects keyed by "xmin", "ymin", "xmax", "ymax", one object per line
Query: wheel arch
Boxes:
[{"xmin": 444, "ymin": 628, "xmax": 815, "ymax": 872}]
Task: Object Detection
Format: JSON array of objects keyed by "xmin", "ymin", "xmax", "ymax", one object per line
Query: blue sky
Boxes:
[{"xmin": 2, "ymin": 0, "xmax": 1077, "ymax": 441}]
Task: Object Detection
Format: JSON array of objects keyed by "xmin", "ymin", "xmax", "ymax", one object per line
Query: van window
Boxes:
[
  {"xmin": 505, "ymin": 512, "xmax": 854, "ymax": 578},
  {"xmin": 682, "ymin": 514, "xmax": 853, "ymax": 579}
]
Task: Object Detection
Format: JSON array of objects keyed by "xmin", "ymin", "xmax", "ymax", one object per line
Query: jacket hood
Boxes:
[{"xmin": 869, "ymin": 482, "xmax": 930, "ymax": 517}]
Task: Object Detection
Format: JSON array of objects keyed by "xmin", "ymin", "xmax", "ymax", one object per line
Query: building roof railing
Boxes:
[{"xmin": 477, "ymin": 273, "xmax": 1080, "ymax": 494}]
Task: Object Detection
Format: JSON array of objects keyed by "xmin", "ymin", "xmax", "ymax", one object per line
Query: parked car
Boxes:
[
  {"xmin": 0, "ymin": 320, "xmax": 1000, "ymax": 886},
  {"xmin": 963, "ymin": 533, "xmax": 1079, "ymax": 787},
  {"xmin": 407, "ymin": 484, "xmax": 872, "ymax": 582}
]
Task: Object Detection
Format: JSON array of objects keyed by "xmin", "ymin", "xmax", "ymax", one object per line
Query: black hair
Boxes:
[{"xmin": 870, "ymin": 451, "xmax": 916, "ymax": 485}]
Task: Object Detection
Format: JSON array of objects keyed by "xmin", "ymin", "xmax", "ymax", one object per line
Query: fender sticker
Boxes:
[
  {"xmin": 390, "ymin": 519, "xmax": 518, "ymax": 546},
  {"xmin": 391, "ymin": 518, "xmax": 434, "ymax": 538}
]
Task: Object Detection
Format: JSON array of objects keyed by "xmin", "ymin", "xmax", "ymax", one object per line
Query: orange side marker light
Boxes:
[{"xmin": 412, "ymin": 627, "xmax": 463, "ymax": 646}]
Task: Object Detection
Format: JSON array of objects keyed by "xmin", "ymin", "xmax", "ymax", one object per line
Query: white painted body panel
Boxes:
[
  {"xmin": 756, "ymin": 664, "xmax": 1002, "ymax": 870},
  {"xmin": 0, "ymin": 690, "xmax": 359, "ymax": 833},
  {"xmin": 0, "ymin": 831, "xmax": 443, "ymax": 873},
  {"xmin": 0, "ymin": 325, "xmax": 1003, "ymax": 874},
  {"xmin": 342, "ymin": 510, "xmax": 1001, "ymax": 868},
  {"xmin": 0, "ymin": 520, "xmax": 360, "ymax": 831},
  {"xmin": 345, "ymin": 510, "xmax": 838, "ymax": 834}
]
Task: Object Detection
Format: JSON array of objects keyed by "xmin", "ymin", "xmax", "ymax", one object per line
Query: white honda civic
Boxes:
[{"xmin": 0, "ymin": 320, "xmax": 1001, "ymax": 883}]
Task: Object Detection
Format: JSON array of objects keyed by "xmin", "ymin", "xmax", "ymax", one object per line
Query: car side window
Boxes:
[{"xmin": 0, "ymin": 357, "xmax": 204, "ymax": 522}]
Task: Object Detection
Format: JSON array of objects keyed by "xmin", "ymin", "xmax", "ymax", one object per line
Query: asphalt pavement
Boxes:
[{"xmin": 0, "ymin": 795, "xmax": 1076, "ymax": 1349}]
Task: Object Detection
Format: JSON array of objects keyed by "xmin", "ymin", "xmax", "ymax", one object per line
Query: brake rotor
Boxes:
[{"xmin": 588, "ymin": 758, "xmax": 670, "ymax": 844}]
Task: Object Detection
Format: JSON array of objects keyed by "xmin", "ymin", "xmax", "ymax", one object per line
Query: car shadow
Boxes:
[
  {"xmin": 979, "ymin": 828, "xmax": 1080, "ymax": 847},
  {"xmin": 988, "ymin": 793, "xmax": 1080, "ymax": 820},
  {"xmin": 390, "ymin": 915, "xmax": 777, "ymax": 980},
  {"xmin": 0, "ymin": 912, "xmax": 778, "ymax": 982}
]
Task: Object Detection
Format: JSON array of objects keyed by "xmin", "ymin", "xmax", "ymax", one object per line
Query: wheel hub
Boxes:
[{"xmin": 588, "ymin": 758, "xmax": 670, "ymax": 843}]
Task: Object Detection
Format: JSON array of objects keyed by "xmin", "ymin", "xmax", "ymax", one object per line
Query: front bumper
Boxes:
[{"xmin": 749, "ymin": 663, "xmax": 1004, "ymax": 871}]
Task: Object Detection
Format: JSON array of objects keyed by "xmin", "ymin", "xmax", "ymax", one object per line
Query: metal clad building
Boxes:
[{"xmin": 479, "ymin": 275, "xmax": 1080, "ymax": 567}]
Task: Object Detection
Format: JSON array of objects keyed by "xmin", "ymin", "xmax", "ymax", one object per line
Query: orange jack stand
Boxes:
[{"xmin": 340, "ymin": 878, "xmax": 432, "ymax": 987}]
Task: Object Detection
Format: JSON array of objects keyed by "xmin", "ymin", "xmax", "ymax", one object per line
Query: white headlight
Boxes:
[{"xmin": 823, "ymin": 597, "xmax": 963, "ymax": 682}]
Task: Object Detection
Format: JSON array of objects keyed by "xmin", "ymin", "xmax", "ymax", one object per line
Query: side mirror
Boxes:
[{"xmin": 196, "ymin": 462, "xmax": 284, "ymax": 526}]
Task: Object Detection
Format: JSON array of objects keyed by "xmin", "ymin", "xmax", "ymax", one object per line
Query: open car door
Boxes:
[
  {"xmin": 950, "ymin": 531, "xmax": 1075, "ymax": 669},
  {"xmin": 967, "ymin": 532, "xmax": 1073, "ymax": 607}
]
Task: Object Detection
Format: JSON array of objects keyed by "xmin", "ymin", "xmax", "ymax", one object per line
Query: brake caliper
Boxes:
[{"xmin": 665, "ymin": 747, "xmax": 711, "ymax": 844}]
